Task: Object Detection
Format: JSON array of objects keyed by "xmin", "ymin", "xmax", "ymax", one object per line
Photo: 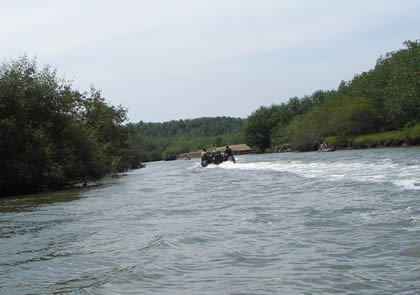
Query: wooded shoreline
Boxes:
[{"xmin": 177, "ymin": 137, "xmax": 419, "ymax": 160}]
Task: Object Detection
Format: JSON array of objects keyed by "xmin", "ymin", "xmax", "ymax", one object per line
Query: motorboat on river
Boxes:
[{"xmin": 201, "ymin": 151, "xmax": 235, "ymax": 167}]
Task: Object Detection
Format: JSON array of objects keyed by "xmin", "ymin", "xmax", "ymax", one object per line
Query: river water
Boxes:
[{"xmin": 1, "ymin": 147, "xmax": 419, "ymax": 294}]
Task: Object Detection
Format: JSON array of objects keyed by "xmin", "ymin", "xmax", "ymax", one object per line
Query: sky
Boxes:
[{"xmin": 1, "ymin": 1, "xmax": 419, "ymax": 123}]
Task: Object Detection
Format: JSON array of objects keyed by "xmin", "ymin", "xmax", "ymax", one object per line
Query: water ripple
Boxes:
[{"xmin": 1, "ymin": 148, "xmax": 420, "ymax": 294}]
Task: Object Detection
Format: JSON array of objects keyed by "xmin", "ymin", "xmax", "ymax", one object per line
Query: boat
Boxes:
[
  {"xmin": 201, "ymin": 151, "xmax": 235, "ymax": 167},
  {"xmin": 317, "ymin": 148, "xmax": 335, "ymax": 152}
]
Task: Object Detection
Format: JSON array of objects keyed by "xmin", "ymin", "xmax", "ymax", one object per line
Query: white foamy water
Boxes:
[{"xmin": 219, "ymin": 149, "xmax": 420, "ymax": 190}]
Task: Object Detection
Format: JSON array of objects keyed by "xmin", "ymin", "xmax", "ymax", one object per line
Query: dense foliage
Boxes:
[
  {"xmin": 0, "ymin": 56, "xmax": 140, "ymax": 196},
  {"xmin": 130, "ymin": 117, "xmax": 244, "ymax": 161},
  {"xmin": 244, "ymin": 40, "xmax": 420, "ymax": 151}
]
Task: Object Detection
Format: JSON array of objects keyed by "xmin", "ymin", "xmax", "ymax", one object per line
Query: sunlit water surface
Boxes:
[{"xmin": 1, "ymin": 148, "xmax": 420, "ymax": 294}]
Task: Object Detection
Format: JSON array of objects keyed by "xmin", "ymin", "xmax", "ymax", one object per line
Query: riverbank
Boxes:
[
  {"xmin": 324, "ymin": 125, "xmax": 420, "ymax": 150},
  {"xmin": 177, "ymin": 126, "xmax": 420, "ymax": 159},
  {"xmin": 268, "ymin": 125, "xmax": 420, "ymax": 153}
]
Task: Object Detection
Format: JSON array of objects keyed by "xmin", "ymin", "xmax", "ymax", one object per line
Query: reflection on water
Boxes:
[
  {"xmin": 0, "ymin": 147, "xmax": 419, "ymax": 294},
  {"xmin": 0, "ymin": 190, "xmax": 82, "ymax": 213}
]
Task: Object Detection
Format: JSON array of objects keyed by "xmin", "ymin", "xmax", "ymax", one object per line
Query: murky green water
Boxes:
[{"xmin": 1, "ymin": 148, "xmax": 419, "ymax": 294}]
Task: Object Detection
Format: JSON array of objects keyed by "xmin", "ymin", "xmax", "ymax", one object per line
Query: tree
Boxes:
[
  {"xmin": 244, "ymin": 106, "xmax": 276, "ymax": 152},
  {"xmin": 0, "ymin": 56, "xmax": 133, "ymax": 196},
  {"xmin": 325, "ymin": 96, "xmax": 379, "ymax": 136}
]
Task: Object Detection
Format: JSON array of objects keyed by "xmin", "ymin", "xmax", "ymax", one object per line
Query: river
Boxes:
[{"xmin": 1, "ymin": 147, "xmax": 419, "ymax": 294}]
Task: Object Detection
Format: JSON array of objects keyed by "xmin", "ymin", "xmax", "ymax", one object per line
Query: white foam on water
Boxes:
[
  {"xmin": 409, "ymin": 216, "xmax": 420, "ymax": 223},
  {"xmin": 219, "ymin": 157, "xmax": 420, "ymax": 191}
]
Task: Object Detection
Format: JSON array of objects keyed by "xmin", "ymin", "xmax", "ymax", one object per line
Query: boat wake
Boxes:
[{"xmin": 219, "ymin": 158, "xmax": 420, "ymax": 190}]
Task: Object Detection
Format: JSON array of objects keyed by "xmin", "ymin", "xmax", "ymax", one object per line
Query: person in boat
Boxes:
[
  {"xmin": 213, "ymin": 149, "xmax": 223, "ymax": 164},
  {"xmin": 319, "ymin": 141, "xmax": 328, "ymax": 150},
  {"xmin": 224, "ymin": 145, "xmax": 236, "ymax": 162},
  {"xmin": 200, "ymin": 149, "xmax": 209, "ymax": 167},
  {"xmin": 225, "ymin": 145, "xmax": 233, "ymax": 157},
  {"xmin": 201, "ymin": 148, "xmax": 208, "ymax": 161}
]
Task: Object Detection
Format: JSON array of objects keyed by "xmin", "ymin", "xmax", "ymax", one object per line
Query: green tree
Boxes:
[
  {"xmin": 244, "ymin": 106, "xmax": 276, "ymax": 152},
  {"xmin": 0, "ymin": 56, "xmax": 133, "ymax": 196},
  {"xmin": 325, "ymin": 96, "xmax": 379, "ymax": 136}
]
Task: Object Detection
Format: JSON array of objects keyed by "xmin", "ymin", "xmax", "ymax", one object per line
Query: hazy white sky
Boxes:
[{"xmin": 1, "ymin": 0, "xmax": 419, "ymax": 122}]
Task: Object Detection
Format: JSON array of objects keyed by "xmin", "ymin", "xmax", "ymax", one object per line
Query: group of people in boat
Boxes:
[
  {"xmin": 200, "ymin": 146, "xmax": 236, "ymax": 167},
  {"xmin": 198, "ymin": 141, "xmax": 331, "ymax": 167}
]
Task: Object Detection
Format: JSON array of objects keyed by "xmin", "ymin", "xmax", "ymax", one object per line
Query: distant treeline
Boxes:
[
  {"xmin": 244, "ymin": 40, "xmax": 420, "ymax": 151},
  {"xmin": 128, "ymin": 117, "xmax": 244, "ymax": 161},
  {"xmin": 0, "ymin": 56, "xmax": 142, "ymax": 196}
]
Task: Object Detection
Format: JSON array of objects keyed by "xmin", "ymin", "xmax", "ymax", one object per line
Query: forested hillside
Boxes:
[
  {"xmin": 129, "ymin": 117, "xmax": 244, "ymax": 161},
  {"xmin": 244, "ymin": 40, "xmax": 420, "ymax": 151}
]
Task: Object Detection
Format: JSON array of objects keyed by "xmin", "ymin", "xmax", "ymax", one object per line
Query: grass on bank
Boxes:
[{"xmin": 325, "ymin": 124, "xmax": 420, "ymax": 148}]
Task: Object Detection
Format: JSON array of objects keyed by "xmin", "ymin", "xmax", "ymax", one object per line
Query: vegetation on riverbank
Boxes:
[
  {"xmin": 325, "ymin": 123, "xmax": 420, "ymax": 149},
  {"xmin": 244, "ymin": 40, "xmax": 420, "ymax": 152},
  {"xmin": 0, "ymin": 56, "xmax": 142, "ymax": 196}
]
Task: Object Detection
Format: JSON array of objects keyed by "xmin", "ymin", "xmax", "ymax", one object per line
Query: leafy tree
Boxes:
[
  {"xmin": 244, "ymin": 106, "xmax": 276, "ymax": 152},
  {"xmin": 325, "ymin": 96, "xmax": 379, "ymax": 136},
  {"xmin": 244, "ymin": 40, "xmax": 419, "ymax": 151},
  {"xmin": 286, "ymin": 111, "xmax": 323, "ymax": 151},
  {"xmin": 342, "ymin": 40, "xmax": 419, "ymax": 129},
  {"xmin": 0, "ymin": 56, "xmax": 134, "ymax": 196}
]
